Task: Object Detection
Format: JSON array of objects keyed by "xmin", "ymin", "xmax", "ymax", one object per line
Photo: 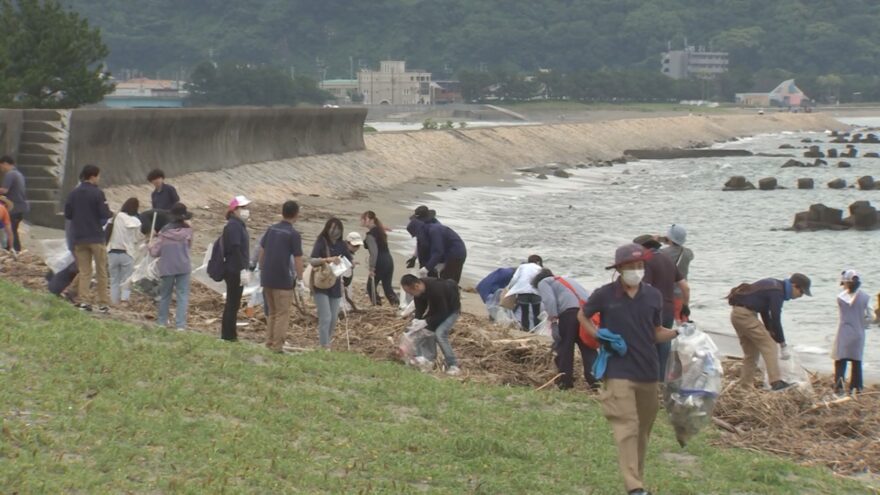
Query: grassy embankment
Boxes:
[{"xmin": 0, "ymin": 279, "xmax": 869, "ymax": 494}]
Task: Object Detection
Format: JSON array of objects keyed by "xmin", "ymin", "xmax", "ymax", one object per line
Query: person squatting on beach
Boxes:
[
  {"xmin": 64, "ymin": 164, "xmax": 113, "ymax": 313},
  {"xmin": 533, "ymin": 268, "xmax": 598, "ymax": 390},
  {"xmin": 505, "ymin": 255, "xmax": 544, "ymax": 331},
  {"xmin": 832, "ymin": 270, "xmax": 873, "ymax": 394},
  {"xmin": 401, "ymin": 274, "xmax": 462, "ymax": 375},
  {"xmin": 259, "ymin": 201, "xmax": 304, "ymax": 353},
  {"xmin": 578, "ymin": 243, "xmax": 679, "ymax": 495},
  {"xmin": 106, "ymin": 198, "xmax": 142, "ymax": 304},
  {"xmin": 149, "ymin": 202, "xmax": 193, "ymax": 329},
  {"xmin": 659, "ymin": 224, "xmax": 693, "ymax": 323},
  {"xmin": 220, "ymin": 195, "xmax": 252, "ymax": 341},
  {"xmin": 310, "ymin": 218, "xmax": 348, "ymax": 349},
  {"xmin": 147, "ymin": 169, "xmax": 180, "ymax": 212},
  {"xmin": 341, "ymin": 232, "xmax": 363, "ymax": 312},
  {"xmin": 361, "ymin": 210, "xmax": 399, "ymax": 306},
  {"xmin": 633, "ymin": 234, "xmax": 689, "ymax": 381},
  {"xmin": 0, "ymin": 155, "xmax": 29, "ymax": 253},
  {"xmin": 727, "ymin": 273, "xmax": 812, "ymax": 391}
]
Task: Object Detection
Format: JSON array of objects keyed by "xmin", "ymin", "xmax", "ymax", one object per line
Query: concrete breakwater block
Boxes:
[
  {"xmin": 723, "ymin": 176, "xmax": 756, "ymax": 191},
  {"xmin": 828, "ymin": 178, "xmax": 847, "ymax": 189},
  {"xmin": 797, "ymin": 178, "xmax": 814, "ymax": 189},
  {"xmin": 624, "ymin": 148, "xmax": 753, "ymax": 160},
  {"xmin": 758, "ymin": 177, "xmax": 778, "ymax": 190},
  {"xmin": 792, "ymin": 201, "xmax": 880, "ymax": 231},
  {"xmin": 857, "ymin": 176, "xmax": 876, "ymax": 190}
]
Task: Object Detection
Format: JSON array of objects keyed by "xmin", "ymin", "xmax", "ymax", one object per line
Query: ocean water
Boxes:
[{"xmin": 392, "ymin": 117, "xmax": 880, "ymax": 375}]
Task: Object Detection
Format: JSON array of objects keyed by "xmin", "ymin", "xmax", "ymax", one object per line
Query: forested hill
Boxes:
[{"xmin": 65, "ymin": 0, "xmax": 880, "ymax": 78}]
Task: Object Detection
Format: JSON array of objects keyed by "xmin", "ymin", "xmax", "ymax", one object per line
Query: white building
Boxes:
[
  {"xmin": 357, "ymin": 61, "xmax": 432, "ymax": 105},
  {"xmin": 661, "ymin": 46, "xmax": 729, "ymax": 80}
]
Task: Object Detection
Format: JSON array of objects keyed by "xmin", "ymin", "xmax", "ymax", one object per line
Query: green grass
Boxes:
[
  {"xmin": 500, "ymin": 100, "xmax": 735, "ymax": 113},
  {"xmin": 0, "ymin": 279, "xmax": 870, "ymax": 494}
]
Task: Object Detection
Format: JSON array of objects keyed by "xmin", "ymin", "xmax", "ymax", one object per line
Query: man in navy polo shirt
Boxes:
[
  {"xmin": 578, "ymin": 243, "xmax": 678, "ymax": 495},
  {"xmin": 259, "ymin": 200, "xmax": 304, "ymax": 353}
]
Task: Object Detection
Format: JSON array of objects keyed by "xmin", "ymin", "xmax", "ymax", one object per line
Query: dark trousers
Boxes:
[
  {"xmin": 439, "ymin": 256, "xmax": 466, "ymax": 284},
  {"xmin": 517, "ymin": 293, "xmax": 542, "ymax": 331},
  {"xmin": 222, "ymin": 272, "xmax": 243, "ymax": 341},
  {"xmin": 556, "ymin": 308, "xmax": 598, "ymax": 389},
  {"xmin": 10, "ymin": 212, "xmax": 23, "ymax": 252},
  {"xmin": 656, "ymin": 315, "xmax": 674, "ymax": 381},
  {"xmin": 367, "ymin": 252, "xmax": 398, "ymax": 305},
  {"xmin": 834, "ymin": 359, "xmax": 863, "ymax": 392}
]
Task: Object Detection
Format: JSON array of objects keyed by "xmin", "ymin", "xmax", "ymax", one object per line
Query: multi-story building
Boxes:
[
  {"xmin": 357, "ymin": 61, "xmax": 432, "ymax": 105},
  {"xmin": 319, "ymin": 79, "xmax": 359, "ymax": 103},
  {"xmin": 661, "ymin": 46, "xmax": 729, "ymax": 80}
]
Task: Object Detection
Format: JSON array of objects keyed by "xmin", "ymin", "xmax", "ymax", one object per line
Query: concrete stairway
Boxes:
[{"xmin": 19, "ymin": 109, "xmax": 66, "ymax": 229}]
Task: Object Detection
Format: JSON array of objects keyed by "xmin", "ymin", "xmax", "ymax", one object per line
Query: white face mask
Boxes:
[
  {"xmin": 620, "ymin": 269, "xmax": 644, "ymax": 286},
  {"xmin": 238, "ymin": 209, "xmax": 250, "ymax": 221}
]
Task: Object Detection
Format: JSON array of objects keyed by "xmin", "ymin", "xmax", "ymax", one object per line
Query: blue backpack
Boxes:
[{"xmin": 207, "ymin": 233, "xmax": 225, "ymax": 282}]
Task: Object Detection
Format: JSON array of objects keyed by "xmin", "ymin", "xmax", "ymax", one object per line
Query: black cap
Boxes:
[{"xmin": 790, "ymin": 273, "xmax": 812, "ymax": 296}]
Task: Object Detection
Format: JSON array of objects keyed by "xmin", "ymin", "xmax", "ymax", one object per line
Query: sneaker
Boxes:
[
  {"xmin": 446, "ymin": 365, "xmax": 462, "ymax": 376},
  {"xmin": 96, "ymin": 306, "xmax": 110, "ymax": 314},
  {"xmin": 771, "ymin": 380, "xmax": 793, "ymax": 391},
  {"xmin": 76, "ymin": 303, "xmax": 93, "ymax": 312},
  {"xmin": 628, "ymin": 490, "xmax": 652, "ymax": 495}
]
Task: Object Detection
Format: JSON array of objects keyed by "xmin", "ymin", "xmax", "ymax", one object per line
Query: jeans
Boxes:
[
  {"xmin": 434, "ymin": 312, "xmax": 459, "ymax": 367},
  {"xmin": 74, "ymin": 243, "xmax": 109, "ymax": 306},
  {"xmin": 158, "ymin": 272, "xmax": 190, "ymax": 329},
  {"xmin": 108, "ymin": 252, "xmax": 134, "ymax": 304},
  {"xmin": 315, "ymin": 292, "xmax": 341, "ymax": 348},
  {"xmin": 10, "ymin": 212, "xmax": 23, "ymax": 252},
  {"xmin": 517, "ymin": 293, "xmax": 542, "ymax": 331},
  {"xmin": 222, "ymin": 272, "xmax": 244, "ymax": 341},
  {"xmin": 834, "ymin": 359, "xmax": 863, "ymax": 392},
  {"xmin": 367, "ymin": 251, "xmax": 398, "ymax": 305}
]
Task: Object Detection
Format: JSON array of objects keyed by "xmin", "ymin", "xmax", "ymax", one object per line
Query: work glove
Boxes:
[
  {"xmin": 680, "ymin": 304, "xmax": 691, "ymax": 320},
  {"xmin": 240, "ymin": 269, "xmax": 251, "ymax": 286},
  {"xmin": 406, "ymin": 256, "xmax": 417, "ymax": 269},
  {"xmin": 435, "ymin": 263, "xmax": 446, "ymax": 274},
  {"xmin": 248, "ymin": 261, "xmax": 257, "ymax": 271},
  {"xmin": 418, "ymin": 267, "xmax": 428, "ymax": 277},
  {"xmin": 296, "ymin": 279, "xmax": 307, "ymax": 297},
  {"xmin": 780, "ymin": 343, "xmax": 791, "ymax": 360}
]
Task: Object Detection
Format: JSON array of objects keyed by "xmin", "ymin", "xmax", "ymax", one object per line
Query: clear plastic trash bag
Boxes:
[
  {"xmin": 531, "ymin": 311, "xmax": 552, "ymax": 336},
  {"xmin": 664, "ymin": 322, "xmax": 724, "ymax": 447},
  {"xmin": 191, "ymin": 242, "xmax": 225, "ymax": 294},
  {"xmin": 398, "ymin": 319, "xmax": 437, "ymax": 371},
  {"xmin": 759, "ymin": 347, "xmax": 814, "ymax": 395},
  {"xmin": 486, "ymin": 288, "xmax": 518, "ymax": 327}
]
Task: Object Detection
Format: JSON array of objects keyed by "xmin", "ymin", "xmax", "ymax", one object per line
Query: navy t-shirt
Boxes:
[
  {"xmin": 582, "ymin": 280, "xmax": 663, "ymax": 383},
  {"xmin": 151, "ymin": 184, "xmax": 180, "ymax": 211},
  {"xmin": 310, "ymin": 236, "xmax": 348, "ymax": 298},
  {"xmin": 260, "ymin": 221, "xmax": 303, "ymax": 290},
  {"xmin": 642, "ymin": 249, "xmax": 683, "ymax": 325}
]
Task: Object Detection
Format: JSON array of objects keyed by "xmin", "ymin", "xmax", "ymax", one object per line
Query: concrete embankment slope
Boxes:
[{"xmin": 104, "ymin": 113, "xmax": 844, "ymax": 206}]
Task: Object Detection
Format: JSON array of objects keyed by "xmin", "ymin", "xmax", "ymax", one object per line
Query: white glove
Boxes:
[
  {"xmin": 296, "ymin": 279, "xmax": 307, "ymax": 297},
  {"xmin": 240, "ymin": 270, "xmax": 251, "ymax": 286},
  {"xmin": 418, "ymin": 267, "xmax": 428, "ymax": 277},
  {"xmin": 436, "ymin": 263, "xmax": 446, "ymax": 274},
  {"xmin": 780, "ymin": 343, "xmax": 791, "ymax": 360}
]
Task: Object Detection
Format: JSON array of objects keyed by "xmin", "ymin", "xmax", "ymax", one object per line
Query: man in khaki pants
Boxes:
[
  {"xmin": 579, "ymin": 243, "xmax": 679, "ymax": 495},
  {"xmin": 259, "ymin": 201, "xmax": 304, "ymax": 353},
  {"xmin": 63, "ymin": 165, "xmax": 113, "ymax": 313},
  {"xmin": 727, "ymin": 273, "xmax": 811, "ymax": 391}
]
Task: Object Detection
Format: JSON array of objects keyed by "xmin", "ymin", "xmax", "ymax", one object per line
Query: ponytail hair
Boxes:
[{"xmin": 362, "ymin": 210, "xmax": 387, "ymax": 244}]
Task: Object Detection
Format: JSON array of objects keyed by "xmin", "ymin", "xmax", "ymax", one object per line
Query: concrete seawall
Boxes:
[
  {"xmin": 61, "ymin": 106, "xmax": 367, "ymax": 200},
  {"xmin": 105, "ymin": 113, "xmax": 845, "ymax": 207}
]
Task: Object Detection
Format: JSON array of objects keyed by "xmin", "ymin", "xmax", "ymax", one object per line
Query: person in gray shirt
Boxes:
[
  {"xmin": 0, "ymin": 155, "xmax": 29, "ymax": 252},
  {"xmin": 533, "ymin": 268, "xmax": 598, "ymax": 390},
  {"xmin": 660, "ymin": 223, "xmax": 694, "ymax": 322}
]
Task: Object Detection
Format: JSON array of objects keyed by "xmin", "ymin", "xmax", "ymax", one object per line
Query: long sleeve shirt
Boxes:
[
  {"xmin": 222, "ymin": 217, "xmax": 249, "ymax": 274},
  {"xmin": 729, "ymin": 278, "xmax": 789, "ymax": 343},
  {"xmin": 64, "ymin": 182, "xmax": 113, "ymax": 245},
  {"xmin": 506, "ymin": 263, "xmax": 543, "ymax": 296},
  {"xmin": 414, "ymin": 277, "xmax": 461, "ymax": 331},
  {"xmin": 537, "ymin": 276, "xmax": 590, "ymax": 318},
  {"xmin": 425, "ymin": 224, "xmax": 467, "ymax": 272}
]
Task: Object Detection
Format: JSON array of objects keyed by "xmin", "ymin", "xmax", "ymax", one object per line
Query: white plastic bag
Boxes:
[
  {"xmin": 191, "ymin": 242, "xmax": 225, "ymax": 294},
  {"xmin": 531, "ymin": 311, "xmax": 552, "ymax": 336},
  {"xmin": 40, "ymin": 239, "xmax": 74, "ymax": 274},
  {"xmin": 486, "ymin": 288, "xmax": 518, "ymax": 327},
  {"xmin": 329, "ymin": 256, "xmax": 352, "ymax": 278},
  {"xmin": 247, "ymin": 269, "xmax": 263, "ymax": 308},
  {"xmin": 398, "ymin": 319, "xmax": 437, "ymax": 370},
  {"xmin": 664, "ymin": 322, "xmax": 724, "ymax": 447},
  {"xmin": 762, "ymin": 348, "xmax": 813, "ymax": 394}
]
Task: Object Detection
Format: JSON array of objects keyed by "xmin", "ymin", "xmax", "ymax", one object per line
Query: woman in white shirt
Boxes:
[
  {"xmin": 506, "ymin": 255, "xmax": 544, "ymax": 330},
  {"xmin": 107, "ymin": 198, "xmax": 142, "ymax": 304}
]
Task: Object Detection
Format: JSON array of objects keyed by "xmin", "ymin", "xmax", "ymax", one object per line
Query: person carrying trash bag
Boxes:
[
  {"xmin": 578, "ymin": 243, "xmax": 679, "ymax": 495},
  {"xmin": 727, "ymin": 273, "xmax": 811, "ymax": 391}
]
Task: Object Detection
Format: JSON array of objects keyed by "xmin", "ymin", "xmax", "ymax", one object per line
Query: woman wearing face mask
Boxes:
[
  {"xmin": 361, "ymin": 210, "xmax": 399, "ymax": 306},
  {"xmin": 221, "ymin": 195, "xmax": 252, "ymax": 342},
  {"xmin": 310, "ymin": 218, "xmax": 348, "ymax": 348},
  {"xmin": 832, "ymin": 269, "xmax": 872, "ymax": 395}
]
